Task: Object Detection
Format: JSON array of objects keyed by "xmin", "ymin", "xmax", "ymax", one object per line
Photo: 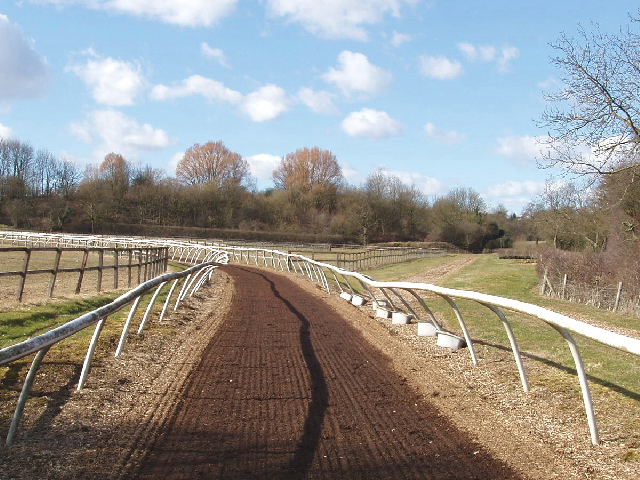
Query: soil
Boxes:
[{"xmin": 0, "ymin": 260, "xmax": 638, "ymax": 479}]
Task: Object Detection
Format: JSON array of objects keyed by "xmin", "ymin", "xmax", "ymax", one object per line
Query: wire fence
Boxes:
[{"xmin": 540, "ymin": 270, "xmax": 640, "ymax": 316}]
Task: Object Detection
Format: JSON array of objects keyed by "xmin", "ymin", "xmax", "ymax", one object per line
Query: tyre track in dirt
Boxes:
[{"xmin": 125, "ymin": 265, "xmax": 523, "ymax": 480}]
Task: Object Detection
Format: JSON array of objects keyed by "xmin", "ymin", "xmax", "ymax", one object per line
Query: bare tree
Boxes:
[
  {"xmin": 540, "ymin": 13, "xmax": 640, "ymax": 176},
  {"xmin": 273, "ymin": 146, "xmax": 343, "ymax": 213},
  {"xmin": 176, "ymin": 141, "xmax": 249, "ymax": 187}
]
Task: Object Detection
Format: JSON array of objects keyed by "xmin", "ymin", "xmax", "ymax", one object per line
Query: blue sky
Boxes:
[{"xmin": 0, "ymin": 1, "xmax": 635, "ymax": 214}]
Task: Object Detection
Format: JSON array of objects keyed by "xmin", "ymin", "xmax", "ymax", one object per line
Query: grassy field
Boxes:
[{"xmin": 365, "ymin": 254, "xmax": 640, "ymax": 413}]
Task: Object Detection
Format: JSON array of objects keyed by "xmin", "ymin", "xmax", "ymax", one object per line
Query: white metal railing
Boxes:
[
  {"xmin": 1, "ymin": 232, "xmax": 640, "ymax": 445},
  {"xmin": 0, "ymin": 237, "xmax": 228, "ymax": 446},
  {"xmin": 211, "ymin": 244, "xmax": 640, "ymax": 446}
]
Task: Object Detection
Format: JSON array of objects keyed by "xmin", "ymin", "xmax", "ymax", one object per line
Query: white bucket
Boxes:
[
  {"xmin": 391, "ymin": 312, "xmax": 410, "ymax": 324},
  {"xmin": 340, "ymin": 291, "xmax": 352, "ymax": 301},
  {"xmin": 417, "ymin": 322, "xmax": 437, "ymax": 336},
  {"xmin": 376, "ymin": 308, "xmax": 391, "ymax": 319},
  {"xmin": 436, "ymin": 332, "xmax": 466, "ymax": 350},
  {"xmin": 372, "ymin": 300, "xmax": 388, "ymax": 311},
  {"xmin": 351, "ymin": 295, "xmax": 365, "ymax": 306}
]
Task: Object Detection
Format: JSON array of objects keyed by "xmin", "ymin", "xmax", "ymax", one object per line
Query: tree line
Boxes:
[{"xmin": 0, "ymin": 138, "xmax": 515, "ymax": 251}]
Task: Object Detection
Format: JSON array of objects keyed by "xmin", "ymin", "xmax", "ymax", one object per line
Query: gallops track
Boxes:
[{"xmin": 125, "ymin": 265, "xmax": 522, "ymax": 479}]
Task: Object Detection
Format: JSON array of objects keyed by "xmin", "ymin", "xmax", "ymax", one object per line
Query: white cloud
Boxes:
[
  {"xmin": 150, "ymin": 75, "xmax": 243, "ymax": 103},
  {"xmin": 493, "ymin": 135, "xmax": 545, "ymax": 166},
  {"xmin": 67, "ymin": 50, "xmax": 146, "ymax": 106},
  {"xmin": 342, "ymin": 108, "xmax": 402, "ymax": 139},
  {"xmin": 485, "ymin": 180, "xmax": 545, "ymax": 199},
  {"xmin": 266, "ymin": 0, "xmax": 418, "ymax": 41},
  {"xmin": 70, "ymin": 109, "xmax": 173, "ymax": 161},
  {"xmin": 458, "ymin": 42, "xmax": 519, "ymax": 73},
  {"xmin": 424, "ymin": 122, "xmax": 465, "ymax": 145},
  {"xmin": 390, "ymin": 31, "xmax": 412, "ymax": 47},
  {"xmin": 419, "ymin": 55, "xmax": 463, "ymax": 80},
  {"xmin": 0, "ymin": 122, "xmax": 15, "ymax": 139},
  {"xmin": 484, "ymin": 180, "xmax": 546, "ymax": 212},
  {"xmin": 151, "ymin": 76, "xmax": 289, "ymax": 122},
  {"xmin": 297, "ymin": 87, "xmax": 339, "ymax": 115},
  {"xmin": 30, "ymin": 0, "xmax": 237, "ymax": 27},
  {"xmin": 323, "ymin": 51, "xmax": 392, "ymax": 98},
  {"xmin": 497, "ymin": 46, "xmax": 519, "ymax": 73},
  {"xmin": 246, "ymin": 153, "xmax": 282, "ymax": 180},
  {"xmin": 241, "ymin": 85, "xmax": 291, "ymax": 122},
  {"xmin": 201, "ymin": 42, "xmax": 230, "ymax": 68},
  {"xmin": 382, "ymin": 169, "xmax": 444, "ymax": 195},
  {"xmin": 0, "ymin": 14, "xmax": 50, "ymax": 103},
  {"xmin": 167, "ymin": 151, "xmax": 184, "ymax": 175}
]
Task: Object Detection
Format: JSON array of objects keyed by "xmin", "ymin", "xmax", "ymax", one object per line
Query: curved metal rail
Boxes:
[
  {"xmin": 2, "ymin": 231, "xmax": 640, "ymax": 445},
  {"xmin": 0, "ymin": 245, "xmax": 228, "ymax": 446}
]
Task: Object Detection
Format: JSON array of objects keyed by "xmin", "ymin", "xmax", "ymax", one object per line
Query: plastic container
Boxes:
[{"xmin": 436, "ymin": 332, "xmax": 466, "ymax": 350}]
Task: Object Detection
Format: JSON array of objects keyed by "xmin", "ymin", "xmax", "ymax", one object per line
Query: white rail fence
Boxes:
[
  {"xmin": 0, "ymin": 233, "xmax": 228, "ymax": 446},
  {"xmin": 1, "ymin": 231, "xmax": 640, "ymax": 447}
]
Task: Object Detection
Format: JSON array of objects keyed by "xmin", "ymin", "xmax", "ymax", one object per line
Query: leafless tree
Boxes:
[
  {"xmin": 176, "ymin": 141, "xmax": 249, "ymax": 188},
  {"xmin": 540, "ymin": 12, "xmax": 640, "ymax": 176}
]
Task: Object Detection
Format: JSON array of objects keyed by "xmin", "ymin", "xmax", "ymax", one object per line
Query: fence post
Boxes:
[
  {"xmin": 114, "ymin": 248, "xmax": 119, "ymax": 289},
  {"xmin": 127, "ymin": 249, "xmax": 133, "ymax": 288},
  {"xmin": 540, "ymin": 269, "xmax": 548, "ymax": 295},
  {"xmin": 47, "ymin": 248, "xmax": 62, "ymax": 297},
  {"xmin": 75, "ymin": 249, "xmax": 89, "ymax": 294},
  {"xmin": 562, "ymin": 274, "xmax": 568, "ymax": 300},
  {"xmin": 613, "ymin": 282, "xmax": 623, "ymax": 312},
  {"xmin": 16, "ymin": 249, "xmax": 31, "ymax": 302},
  {"xmin": 97, "ymin": 249, "xmax": 104, "ymax": 292}
]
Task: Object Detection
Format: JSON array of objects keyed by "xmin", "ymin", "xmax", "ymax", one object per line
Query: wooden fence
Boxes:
[
  {"xmin": 0, "ymin": 247, "xmax": 169, "ymax": 302},
  {"xmin": 304, "ymin": 247, "xmax": 446, "ymax": 271}
]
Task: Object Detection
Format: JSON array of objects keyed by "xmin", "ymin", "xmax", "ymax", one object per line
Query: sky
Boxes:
[{"xmin": 0, "ymin": 0, "xmax": 636, "ymax": 214}]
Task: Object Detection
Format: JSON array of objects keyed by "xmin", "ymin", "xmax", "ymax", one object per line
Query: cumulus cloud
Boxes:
[
  {"xmin": 493, "ymin": 135, "xmax": 545, "ymax": 166},
  {"xmin": 382, "ymin": 169, "xmax": 444, "ymax": 195},
  {"xmin": 484, "ymin": 180, "xmax": 546, "ymax": 212},
  {"xmin": 266, "ymin": 0, "xmax": 418, "ymax": 41},
  {"xmin": 201, "ymin": 42, "xmax": 230, "ymax": 68},
  {"xmin": 458, "ymin": 42, "xmax": 519, "ymax": 73},
  {"xmin": 30, "ymin": 0, "xmax": 237, "ymax": 27},
  {"xmin": 342, "ymin": 108, "xmax": 402, "ymax": 140},
  {"xmin": 151, "ymin": 76, "xmax": 289, "ymax": 122},
  {"xmin": 0, "ymin": 15, "xmax": 50, "ymax": 103},
  {"xmin": 167, "ymin": 151, "xmax": 184, "ymax": 175},
  {"xmin": 67, "ymin": 49, "xmax": 146, "ymax": 106},
  {"xmin": 70, "ymin": 109, "xmax": 173, "ymax": 160},
  {"xmin": 241, "ymin": 85, "xmax": 291, "ymax": 122},
  {"xmin": 485, "ymin": 180, "xmax": 545, "ymax": 199},
  {"xmin": 390, "ymin": 31, "xmax": 412, "ymax": 47},
  {"xmin": 424, "ymin": 122, "xmax": 465, "ymax": 145},
  {"xmin": 0, "ymin": 122, "xmax": 15, "ymax": 139},
  {"xmin": 323, "ymin": 51, "xmax": 392, "ymax": 98},
  {"xmin": 297, "ymin": 87, "xmax": 339, "ymax": 115},
  {"xmin": 150, "ymin": 75, "xmax": 243, "ymax": 103},
  {"xmin": 419, "ymin": 55, "xmax": 463, "ymax": 80},
  {"xmin": 246, "ymin": 153, "xmax": 282, "ymax": 180}
]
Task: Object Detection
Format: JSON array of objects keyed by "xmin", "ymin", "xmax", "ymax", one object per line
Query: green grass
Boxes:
[
  {"xmin": 0, "ymin": 295, "xmax": 119, "ymax": 349},
  {"xmin": 0, "ymin": 262, "xmax": 190, "ymax": 351},
  {"xmin": 362, "ymin": 254, "xmax": 460, "ymax": 281},
  {"xmin": 366, "ymin": 253, "xmax": 640, "ymax": 403}
]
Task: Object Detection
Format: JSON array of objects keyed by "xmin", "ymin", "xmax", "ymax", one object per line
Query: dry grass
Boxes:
[{"xmin": 0, "ymin": 249, "xmax": 145, "ymax": 310}]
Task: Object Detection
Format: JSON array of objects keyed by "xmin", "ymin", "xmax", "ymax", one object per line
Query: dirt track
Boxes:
[
  {"xmin": 123, "ymin": 265, "xmax": 520, "ymax": 479},
  {"xmin": 1, "ymin": 262, "xmax": 636, "ymax": 479}
]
